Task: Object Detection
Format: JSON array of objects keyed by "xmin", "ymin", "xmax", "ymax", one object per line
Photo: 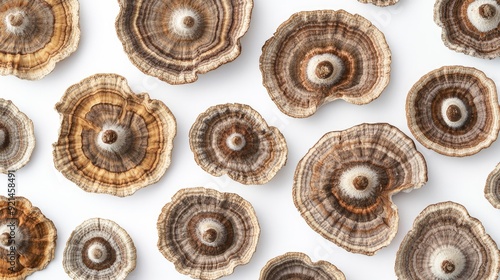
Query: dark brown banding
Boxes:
[{"xmin": 485, "ymin": 162, "xmax": 500, "ymax": 208}]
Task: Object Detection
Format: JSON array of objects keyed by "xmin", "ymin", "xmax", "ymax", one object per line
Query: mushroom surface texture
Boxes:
[
  {"xmin": 157, "ymin": 187, "xmax": 260, "ymax": 279},
  {"xmin": 293, "ymin": 123, "xmax": 427, "ymax": 255},
  {"xmin": 0, "ymin": 99, "xmax": 35, "ymax": 174},
  {"xmin": 395, "ymin": 201, "xmax": 500, "ymax": 279},
  {"xmin": 406, "ymin": 66, "xmax": 500, "ymax": 157},
  {"xmin": 53, "ymin": 73, "xmax": 177, "ymax": 197},
  {"xmin": 0, "ymin": 0, "xmax": 80, "ymax": 79},
  {"xmin": 115, "ymin": 0, "xmax": 253, "ymax": 85},
  {"xmin": 259, "ymin": 252, "xmax": 346, "ymax": 280},
  {"xmin": 357, "ymin": 0, "xmax": 399, "ymax": 6},
  {"xmin": 189, "ymin": 103, "xmax": 287, "ymax": 185},
  {"xmin": 435, "ymin": 0, "xmax": 500, "ymax": 58},
  {"xmin": 485, "ymin": 162, "xmax": 500, "ymax": 208},
  {"xmin": 63, "ymin": 218, "xmax": 136, "ymax": 280},
  {"xmin": 0, "ymin": 196, "xmax": 57, "ymax": 279},
  {"xmin": 260, "ymin": 9, "xmax": 391, "ymax": 118}
]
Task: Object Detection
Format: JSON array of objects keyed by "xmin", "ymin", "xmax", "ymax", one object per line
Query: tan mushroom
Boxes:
[
  {"xmin": 395, "ymin": 201, "xmax": 500, "ymax": 279},
  {"xmin": 0, "ymin": 196, "xmax": 56, "ymax": 280},
  {"xmin": 260, "ymin": 10, "xmax": 391, "ymax": 118},
  {"xmin": 406, "ymin": 66, "xmax": 500, "ymax": 157},
  {"xmin": 293, "ymin": 123, "xmax": 427, "ymax": 255},
  {"xmin": 0, "ymin": 99, "xmax": 35, "ymax": 174},
  {"xmin": 0, "ymin": 0, "xmax": 79, "ymax": 80},
  {"xmin": 260, "ymin": 252, "xmax": 346, "ymax": 280},
  {"xmin": 63, "ymin": 218, "xmax": 136, "ymax": 280},
  {"xmin": 485, "ymin": 163, "xmax": 500, "ymax": 208},
  {"xmin": 53, "ymin": 73, "xmax": 177, "ymax": 197},
  {"xmin": 157, "ymin": 187, "xmax": 260, "ymax": 279},
  {"xmin": 435, "ymin": 0, "xmax": 500, "ymax": 58},
  {"xmin": 189, "ymin": 103, "xmax": 287, "ymax": 185},
  {"xmin": 115, "ymin": 0, "xmax": 253, "ymax": 85},
  {"xmin": 357, "ymin": 0, "xmax": 399, "ymax": 6}
]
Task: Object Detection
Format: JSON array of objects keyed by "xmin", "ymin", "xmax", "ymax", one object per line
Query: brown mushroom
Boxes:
[
  {"xmin": 260, "ymin": 10, "xmax": 391, "ymax": 118},
  {"xmin": 406, "ymin": 66, "xmax": 500, "ymax": 157},
  {"xmin": 395, "ymin": 201, "xmax": 500, "ymax": 279},
  {"xmin": 63, "ymin": 218, "xmax": 136, "ymax": 280},
  {"xmin": 189, "ymin": 103, "xmax": 287, "ymax": 185},
  {"xmin": 0, "ymin": 99, "xmax": 35, "ymax": 174},
  {"xmin": 357, "ymin": 0, "xmax": 399, "ymax": 6},
  {"xmin": 293, "ymin": 123, "xmax": 427, "ymax": 255},
  {"xmin": 115, "ymin": 0, "xmax": 253, "ymax": 85},
  {"xmin": 157, "ymin": 187, "xmax": 260, "ymax": 279},
  {"xmin": 0, "ymin": 0, "xmax": 79, "ymax": 80},
  {"xmin": 485, "ymin": 163, "xmax": 500, "ymax": 208},
  {"xmin": 53, "ymin": 73, "xmax": 177, "ymax": 197},
  {"xmin": 260, "ymin": 252, "xmax": 346, "ymax": 280},
  {"xmin": 435, "ymin": 0, "xmax": 500, "ymax": 58},
  {"xmin": 0, "ymin": 196, "xmax": 56, "ymax": 279}
]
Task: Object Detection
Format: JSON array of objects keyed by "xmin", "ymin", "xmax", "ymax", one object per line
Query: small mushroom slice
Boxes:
[
  {"xmin": 0, "ymin": 0, "xmax": 80, "ymax": 79},
  {"xmin": 260, "ymin": 252, "xmax": 346, "ymax": 280},
  {"xmin": 293, "ymin": 123, "xmax": 427, "ymax": 255},
  {"xmin": 53, "ymin": 73, "xmax": 177, "ymax": 197},
  {"xmin": 485, "ymin": 163, "xmax": 500, "ymax": 208},
  {"xmin": 0, "ymin": 99, "xmax": 35, "ymax": 174},
  {"xmin": 63, "ymin": 218, "xmax": 136, "ymax": 280},
  {"xmin": 0, "ymin": 196, "xmax": 57, "ymax": 279},
  {"xmin": 157, "ymin": 187, "xmax": 260, "ymax": 279},
  {"xmin": 406, "ymin": 66, "xmax": 500, "ymax": 157},
  {"xmin": 357, "ymin": 0, "xmax": 399, "ymax": 6},
  {"xmin": 260, "ymin": 10, "xmax": 391, "ymax": 118},
  {"xmin": 189, "ymin": 103, "xmax": 287, "ymax": 185},
  {"xmin": 435, "ymin": 0, "xmax": 500, "ymax": 58},
  {"xmin": 115, "ymin": 0, "xmax": 253, "ymax": 84},
  {"xmin": 395, "ymin": 201, "xmax": 500, "ymax": 279}
]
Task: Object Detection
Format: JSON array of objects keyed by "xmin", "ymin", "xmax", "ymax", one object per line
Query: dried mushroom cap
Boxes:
[
  {"xmin": 485, "ymin": 163, "xmax": 500, "ymax": 208},
  {"xmin": 0, "ymin": 196, "xmax": 56, "ymax": 279},
  {"xmin": 293, "ymin": 123, "xmax": 427, "ymax": 255},
  {"xmin": 63, "ymin": 218, "xmax": 136, "ymax": 280},
  {"xmin": 0, "ymin": 99, "xmax": 35, "ymax": 173},
  {"xmin": 406, "ymin": 66, "xmax": 500, "ymax": 157},
  {"xmin": 0, "ymin": 0, "xmax": 79, "ymax": 80},
  {"xmin": 157, "ymin": 187, "xmax": 260, "ymax": 279},
  {"xmin": 53, "ymin": 73, "xmax": 177, "ymax": 197},
  {"xmin": 357, "ymin": 0, "xmax": 399, "ymax": 6},
  {"xmin": 115, "ymin": 0, "xmax": 253, "ymax": 84},
  {"xmin": 435, "ymin": 0, "xmax": 500, "ymax": 58},
  {"xmin": 189, "ymin": 103, "xmax": 287, "ymax": 185},
  {"xmin": 260, "ymin": 10, "xmax": 391, "ymax": 118},
  {"xmin": 395, "ymin": 201, "xmax": 500, "ymax": 279},
  {"xmin": 260, "ymin": 252, "xmax": 346, "ymax": 280}
]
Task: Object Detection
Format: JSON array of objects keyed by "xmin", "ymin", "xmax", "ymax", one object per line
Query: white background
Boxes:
[{"xmin": 3, "ymin": 0, "xmax": 500, "ymax": 279}]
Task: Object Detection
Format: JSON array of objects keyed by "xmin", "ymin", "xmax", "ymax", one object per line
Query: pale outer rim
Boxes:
[
  {"xmin": 157, "ymin": 187, "xmax": 260, "ymax": 280},
  {"xmin": 406, "ymin": 65, "xmax": 500, "ymax": 157},
  {"xmin": 357, "ymin": 0, "xmax": 399, "ymax": 7}
]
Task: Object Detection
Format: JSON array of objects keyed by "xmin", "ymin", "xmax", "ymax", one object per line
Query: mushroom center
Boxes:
[
  {"xmin": 226, "ymin": 133, "xmax": 246, "ymax": 151},
  {"xmin": 353, "ymin": 176, "xmax": 369, "ymax": 190},
  {"xmin": 170, "ymin": 8, "xmax": 202, "ymax": 39},
  {"xmin": 196, "ymin": 218, "xmax": 226, "ymax": 247},
  {"xmin": 441, "ymin": 260, "xmax": 455, "ymax": 274},
  {"xmin": 8, "ymin": 13, "xmax": 24, "ymax": 27},
  {"xmin": 202, "ymin": 228, "xmax": 218, "ymax": 243},
  {"xmin": 87, "ymin": 243, "xmax": 108, "ymax": 263},
  {"xmin": 0, "ymin": 232, "xmax": 10, "ymax": 247},
  {"xmin": 480, "ymin": 3, "xmax": 496, "ymax": 19},
  {"xmin": 446, "ymin": 105, "xmax": 462, "ymax": 122},
  {"xmin": 92, "ymin": 248, "xmax": 104, "ymax": 260},
  {"xmin": 4, "ymin": 11, "xmax": 29, "ymax": 34},
  {"xmin": 183, "ymin": 16, "xmax": 195, "ymax": 28},
  {"xmin": 315, "ymin": 61, "xmax": 334, "ymax": 79},
  {"xmin": 441, "ymin": 98, "xmax": 468, "ymax": 128},
  {"xmin": 102, "ymin": 129, "xmax": 118, "ymax": 144}
]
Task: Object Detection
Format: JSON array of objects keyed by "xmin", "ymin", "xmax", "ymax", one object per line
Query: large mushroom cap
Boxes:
[
  {"xmin": 260, "ymin": 10, "xmax": 391, "ymax": 118},
  {"xmin": 293, "ymin": 123, "xmax": 427, "ymax": 255},
  {"xmin": 115, "ymin": 0, "xmax": 253, "ymax": 85},
  {"xmin": 0, "ymin": 196, "xmax": 56, "ymax": 279},
  {"xmin": 53, "ymin": 73, "xmax": 177, "ymax": 197},
  {"xmin": 485, "ymin": 163, "xmax": 500, "ymax": 208},
  {"xmin": 435, "ymin": 0, "xmax": 500, "ymax": 58},
  {"xmin": 0, "ymin": 99, "xmax": 35, "ymax": 174},
  {"xmin": 0, "ymin": 0, "xmax": 79, "ymax": 79},
  {"xmin": 357, "ymin": 0, "xmax": 399, "ymax": 6},
  {"xmin": 63, "ymin": 218, "xmax": 136, "ymax": 280},
  {"xmin": 157, "ymin": 187, "xmax": 260, "ymax": 279},
  {"xmin": 259, "ymin": 252, "xmax": 346, "ymax": 280},
  {"xmin": 189, "ymin": 103, "xmax": 287, "ymax": 185},
  {"xmin": 395, "ymin": 201, "xmax": 500, "ymax": 279},
  {"xmin": 406, "ymin": 66, "xmax": 500, "ymax": 157}
]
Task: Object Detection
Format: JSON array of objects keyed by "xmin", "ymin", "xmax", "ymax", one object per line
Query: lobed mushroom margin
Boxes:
[
  {"xmin": 485, "ymin": 162, "xmax": 500, "ymax": 209},
  {"xmin": 357, "ymin": 0, "xmax": 399, "ymax": 6}
]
